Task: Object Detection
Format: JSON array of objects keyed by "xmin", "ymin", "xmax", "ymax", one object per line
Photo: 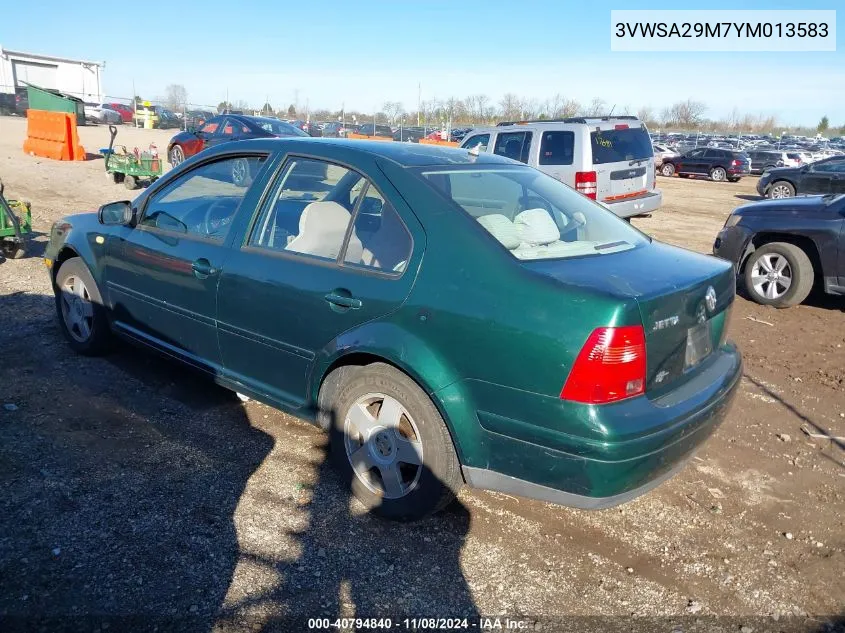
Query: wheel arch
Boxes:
[
  {"xmin": 52, "ymin": 245, "xmax": 81, "ymax": 286},
  {"xmin": 740, "ymin": 232, "xmax": 823, "ymax": 282},
  {"xmin": 310, "ymin": 329, "xmax": 470, "ymax": 466}
]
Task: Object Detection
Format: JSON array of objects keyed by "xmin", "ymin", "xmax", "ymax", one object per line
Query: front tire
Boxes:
[
  {"xmin": 169, "ymin": 144, "xmax": 185, "ymax": 167},
  {"xmin": 660, "ymin": 163, "xmax": 675, "ymax": 177},
  {"xmin": 768, "ymin": 181, "xmax": 795, "ymax": 199},
  {"xmin": 744, "ymin": 242, "xmax": 814, "ymax": 308},
  {"xmin": 54, "ymin": 257, "xmax": 111, "ymax": 354},
  {"xmin": 322, "ymin": 363, "xmax": 463, "ymax": 521},
  {"xmin": 710, "ymin": 166, "xmax": 727, "ymax": 182}
]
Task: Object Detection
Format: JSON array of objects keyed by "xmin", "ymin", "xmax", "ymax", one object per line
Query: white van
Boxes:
[{"xmin": 459, "ymin": 117, "xmax": 662, "ymax": 218}]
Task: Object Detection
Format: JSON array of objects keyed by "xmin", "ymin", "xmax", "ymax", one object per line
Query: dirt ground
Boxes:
[{"xmin": 0, "ymin": 115, "xmax": 843, "ymax": 632}]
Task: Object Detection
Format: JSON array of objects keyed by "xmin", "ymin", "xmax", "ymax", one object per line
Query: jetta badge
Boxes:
[{"xmin": 705, "ymin": 286, "xmax": 717, "ymax": 313}]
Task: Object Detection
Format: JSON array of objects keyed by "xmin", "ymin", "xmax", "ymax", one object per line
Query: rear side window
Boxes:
[
  {"xmin": 539, "ymin": 131, "xmax": 574, "ymax": 165},
  {"xmin": 590, "ymin": 127, "xmax": 652, "ymax": 164},
  {"xmin": 494, "ymin": 132, "xmax": 532, "ymax": 164}
]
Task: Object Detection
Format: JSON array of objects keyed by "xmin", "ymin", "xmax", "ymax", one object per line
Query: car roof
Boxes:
[{"xmin": 215, "ymin": 137, "xmax": 518, "ymax": 167}]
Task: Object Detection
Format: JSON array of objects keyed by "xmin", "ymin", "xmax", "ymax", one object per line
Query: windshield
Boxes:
[
  {"xmin": 591, "ymin": 127, "xmax": 653, "ymax": 164},
  {"xmin": 256, "ymin": 119, "xmax": 309, "ymax": 136},
  {"xmin": 420, "ymin": 166, "xmax": 648, "ymax": 261}
]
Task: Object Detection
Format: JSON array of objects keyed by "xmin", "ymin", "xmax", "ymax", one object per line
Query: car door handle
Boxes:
[
  {"xmin": 192, "ymin": 258, "xmax": 218, "ymax": 278},
  {"xmin": 324, "ymin": 291, "xmax": 362, "ymax": 310}
]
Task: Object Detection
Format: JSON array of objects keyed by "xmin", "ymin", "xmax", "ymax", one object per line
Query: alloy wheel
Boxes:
[
  {"xmin": 169, "ymin": 145, "xmax": 184, "ymax": 166},
  {"xmin": 712, "ymin": 167, "xmax": 726, "ymax": 181},
  {"xmin": 344, "ymin": 393, "xmax": 424, "ymax": 499},
  {"xmin": 770, "ymin": 184, "xmax": 793, "ymax": 199},
  {"xmin": 60, "ymin": 275, "xmax": 95, "ymax": 342},
  {"xmin": 750, "ymin": 253, "xmax": 793, "ymax": 300}
]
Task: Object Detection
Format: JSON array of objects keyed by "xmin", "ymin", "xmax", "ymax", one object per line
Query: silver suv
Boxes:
[{"xmin": 460, "ymin": 117, "xmax": 661, "ymax": 218}]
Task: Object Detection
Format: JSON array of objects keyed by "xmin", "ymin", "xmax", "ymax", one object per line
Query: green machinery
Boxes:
[
  {"xmin": 0, "ymin": 180, "xmax": 31, "ymax": 260},
  {"xmin": 104, "ymin": 126, "xmax": 163, "ymax": 189}
]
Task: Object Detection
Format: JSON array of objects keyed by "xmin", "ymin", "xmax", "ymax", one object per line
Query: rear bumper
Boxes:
[
  {"xmin": 454, "ymin": 344, "xmax": 742, "ymax": 508},
  {"xmin": 603, "ymin": 189, "xmax": 662, "ymax": 218}
]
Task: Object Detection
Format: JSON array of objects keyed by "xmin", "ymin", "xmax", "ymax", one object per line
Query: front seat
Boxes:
[{"xmin": 286, "ymin": 201, "xmax": 363, "ymax": 262}]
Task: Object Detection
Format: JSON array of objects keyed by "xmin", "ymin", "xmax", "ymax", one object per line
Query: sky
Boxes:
[{"xmin": 2, "ymin": 0, "xmax": 842, "ymax": 126}]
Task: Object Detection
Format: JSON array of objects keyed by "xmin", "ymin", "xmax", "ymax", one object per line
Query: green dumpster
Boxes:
[{"xmin": 23, "ymin": 83, "xmax": 86, "ymax": 126}]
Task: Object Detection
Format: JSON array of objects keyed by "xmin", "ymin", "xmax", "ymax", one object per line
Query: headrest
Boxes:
[{"xmin": 514, "ymin": 208, "xmax": 560, "ymax": 246}]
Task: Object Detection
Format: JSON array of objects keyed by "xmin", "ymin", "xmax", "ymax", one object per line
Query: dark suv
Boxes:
[
  {"xmin": 661, "ymin": 148, "xmax": 751, "ymax": 182},
  {"xmin": 756, "ymin": 156, "xmax": 845, "ymax": 198}
]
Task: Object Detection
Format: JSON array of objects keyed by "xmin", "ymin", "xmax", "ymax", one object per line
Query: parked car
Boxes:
[
  {"xmin": 44, "ymin": 138, "xmax": 740, "ymax": 521},
  {"xmin": 166, "ymin": 114, "xmax": 307, "ymax": 168},
  {"xmin": 322, "ymin": 122, "xmax": 360, "ymax": 138},
  {"xmin": 289, "ymin": 120, "xmax": 323, "ymax": 137},
  {"xmin": 357, "ymin": 123, "xmax": 394, "ymax": 137},
  {"xmin": 184, "ymin": 109, "xmax": 215, "ymax": 130},
  {"xmin": 714, "ymin": 194, "xmax": 845, "ymax": 307},
  {"xmin": 756, "ymin": 156, "xmax": 845, "ymax": 199},
  {"xmin": 84, "ymin": 103, "xmax": 123, "ymax": 125},
  {"xmin": 392, "ymin": 126, "xmax": 426, "ymax": 143},
  {"xmin": 105, "ymin": 103, "xmax": 135, "ymax": 123},
  {"xmin": 460, "ymin": 116, "xmax": 661, "ymax": 218},
  {"xmin": 653, "ymin": 144, "xmax": 679, "ymax": 170},
  {"xmin": 660, "ymin": 148, "xmax": 750, "ymax": 182}
]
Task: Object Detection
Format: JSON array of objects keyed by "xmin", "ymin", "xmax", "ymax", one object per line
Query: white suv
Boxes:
[{"xmin": 460, "ymin": 117, "xmax": 661, "ymax": 218}]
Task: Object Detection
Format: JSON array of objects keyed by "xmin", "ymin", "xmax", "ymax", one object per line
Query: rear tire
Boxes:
[
  {"xmin": 727, "ymin": 177, "xmax": 740, "ymax": 183},
  {"xmin": 124, "ymin": 175, "xmax": 137, "ymax": 190},
  {"xmin": 768, "ymin": 181, "xmax": 795, "ymax": 199},
  {"xmin": 321, "ymin": 363, "xmax": 463, "ymax": 521},
  {"xmin": 710, "ymin": 166, "xmax": 727, "ymax": 182},
  {"xmin": 744, "ymin": 242, "xmax": 813, "ymax": 308},
  {"xmin": 54, "ymin": 257, "xmax": 111, "ymax": 354},
  {"xmin": 660, "ymin": 163, "xmax": 675, "ymax": 177}
]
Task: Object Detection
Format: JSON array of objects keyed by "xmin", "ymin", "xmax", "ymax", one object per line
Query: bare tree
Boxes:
[
  {"xmin": 382, "ymin": 101, "xmax": 404, "ymax": 124},
  {"xmin": 499, "ymin": 93, "xmax": 522, "ymax": 121},
  {"xmin": 465, "ymin": 94, "xmax": 491, "ymax": 124},
  {"xmin": 661, "ymin": 99, "xmax": 707, "ymax": 129},
  {"xmin": 583, "ymin": 97, "xmax": 607, "ymax": 116},
  {"xmin": 165, "ymin": 84, "xmax": 188, "ymax": 112}
]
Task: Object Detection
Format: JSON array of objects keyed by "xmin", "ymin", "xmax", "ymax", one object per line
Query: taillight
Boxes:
[
  {"xmin": 731, "ymin": 159, "xmax": 740, "ymax": 166},
  {"xmin": 560, "ymin": 326, "xmax": 647, "ymax": 404},
  {"xmin": 574, "ymin": 171, "xmax": 597, "ymax": 199}
]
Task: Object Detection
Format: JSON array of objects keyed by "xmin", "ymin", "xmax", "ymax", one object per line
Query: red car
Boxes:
[{"xmin": 106, "ymin": 103, "xmax": 134, "ymax": 124}]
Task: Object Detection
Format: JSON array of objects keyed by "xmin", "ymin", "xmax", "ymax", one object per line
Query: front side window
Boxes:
[
  {"xmin": 140, "ymin": 155, "xmax": 267, "ymax": 240},
  {"xmin": 200, "ymin": 119, "xmax": 220, "ymax": 135},
  {"xmin": 494, "ymin": 132, "xmax": 532, "ymax": 164},
  {"xmin": 419, "ymin": 166, "xmax": 647, "ymax": 261},
  {"xmin": 813, "ymin": 159, "xmax": 845, "ymax": 173},
  {"xmin": 539, "ymin": 131, "xmax": 574, "ymax": 166}
]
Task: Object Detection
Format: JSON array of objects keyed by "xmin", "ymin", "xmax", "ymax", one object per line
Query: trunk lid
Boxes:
[{"xmin": 523, "ymin": 241, "xmax": 735, "ymax": 394}]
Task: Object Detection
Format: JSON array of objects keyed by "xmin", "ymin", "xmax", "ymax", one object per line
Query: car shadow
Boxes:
[
  {"xmin": 734, "ymin": 194, "xmax": 763, "ymax": 202},
  {"xmin": 0, "ymin": 290, "xmax": 478, "ymax": 631}
]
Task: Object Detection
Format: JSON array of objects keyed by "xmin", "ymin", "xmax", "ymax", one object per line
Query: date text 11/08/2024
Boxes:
[{"xmin": 307, "ymin": 617, "xmax": 538, "ymax": 630}]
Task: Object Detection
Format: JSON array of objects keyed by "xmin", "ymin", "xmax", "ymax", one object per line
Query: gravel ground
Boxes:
[{"xmin": 0, "ymin": 116, "xmax": 843, "ymax": 632}]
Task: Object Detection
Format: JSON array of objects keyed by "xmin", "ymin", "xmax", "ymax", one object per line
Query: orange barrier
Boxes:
[
  {"xmin": 346, "ymin": 133, "xmax": 394, "ymax": 142},
  {"xmin": 22, "ymin": 110, "xmax": 86, "ymax": 161},
  {"xmin": 419, "ymin": 138, "xmax": 459, "ymax": 147}
]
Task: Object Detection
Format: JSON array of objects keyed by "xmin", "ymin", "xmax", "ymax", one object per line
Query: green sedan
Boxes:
[{"xmin": 45, "ymin": 138, "xmax": 741, "ymax": 521}]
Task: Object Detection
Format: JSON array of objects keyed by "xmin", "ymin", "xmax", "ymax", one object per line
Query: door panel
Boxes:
[
  {"xmin": 104, "ymin": 154, "xmax": 268, "ymax": 368},
  {"xmin": 216, "ymin": 157, "xmax": 422, "ymax": 408},
  {"xmin": 801, "ymin": 169, "xmax": 831, "ymax": 195}
]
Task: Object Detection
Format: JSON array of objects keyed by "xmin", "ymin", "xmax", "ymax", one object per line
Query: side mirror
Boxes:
[{"xmin": 98, "ymin": 201, "xmax": 133, "ymax": 226}]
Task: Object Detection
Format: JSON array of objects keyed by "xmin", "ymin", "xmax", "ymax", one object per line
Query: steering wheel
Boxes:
[{"xmin": 200, "ymin": 199, "xmax": 234, "ymax": 236}]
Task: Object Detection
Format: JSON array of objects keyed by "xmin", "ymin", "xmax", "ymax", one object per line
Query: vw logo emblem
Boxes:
[{"xmin": 705, "ymin": 286, "xmax": 717, "ymax": 313}]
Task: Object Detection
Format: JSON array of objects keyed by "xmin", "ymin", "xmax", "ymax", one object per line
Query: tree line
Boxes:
[{"xmin": 149, "ymin": 84, "xmax": 843, "ymax": 137}]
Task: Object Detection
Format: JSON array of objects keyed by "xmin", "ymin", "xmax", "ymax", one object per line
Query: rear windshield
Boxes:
[
  {"xmin": 419, "ymin": 166, "xmax": 647, "ymax": 261},
  {"xmin": 590, "ymin": 127, "xmax": 653, "ymax": 165}
]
